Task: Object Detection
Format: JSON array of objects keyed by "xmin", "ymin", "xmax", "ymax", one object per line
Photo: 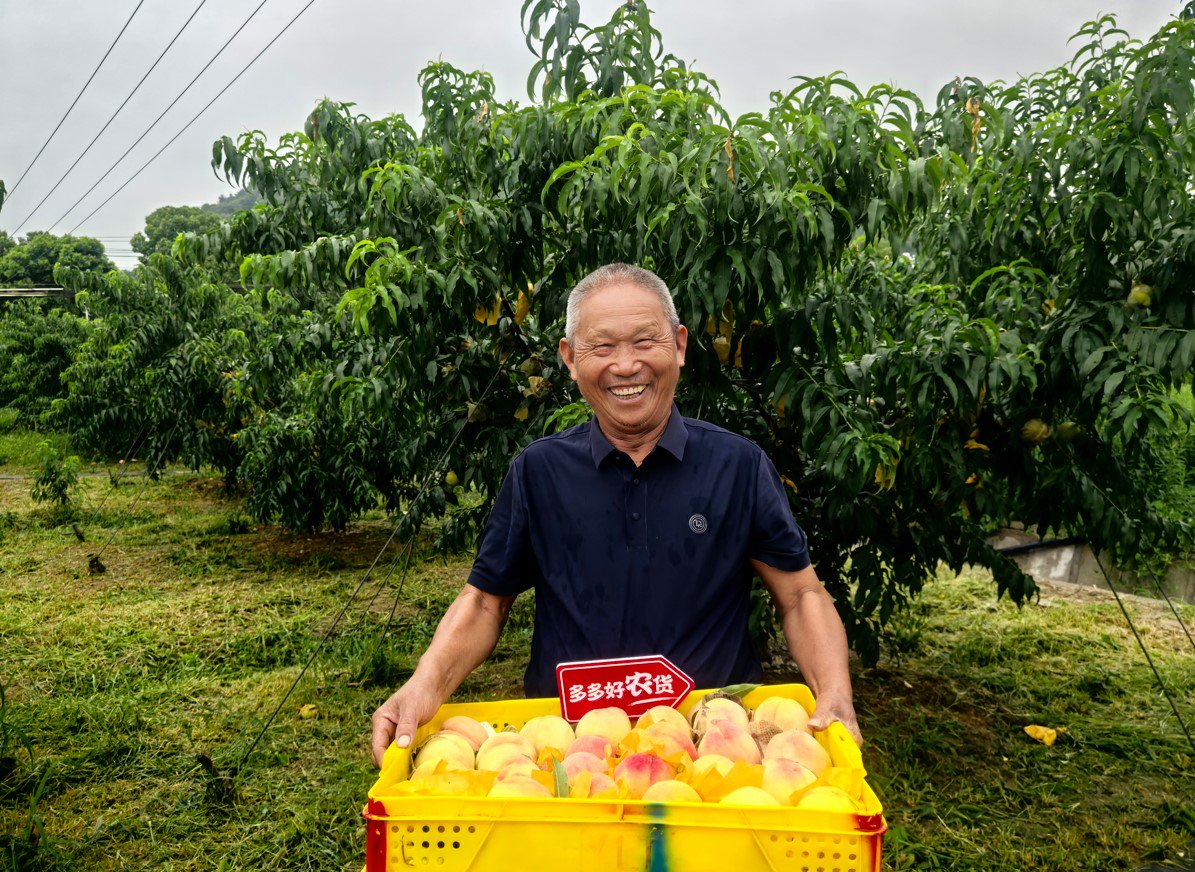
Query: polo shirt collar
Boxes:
[{"xmin": 588, "ymin": 404, "xmax": 688, "ymax": 467}]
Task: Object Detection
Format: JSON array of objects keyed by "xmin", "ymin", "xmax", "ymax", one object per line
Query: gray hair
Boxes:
[{"xmin": 564, "ymin": 263, "xmax": 680, "ymax": 343}]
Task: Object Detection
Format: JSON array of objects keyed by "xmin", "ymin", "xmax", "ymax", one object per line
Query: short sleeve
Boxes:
[
  {"xmin": 748, "ymin": 450, "xmax": 811, "ymax": 571},
  {"xmin": 467, "ymin": 458, "xmax": 538, "ymax": 596}
]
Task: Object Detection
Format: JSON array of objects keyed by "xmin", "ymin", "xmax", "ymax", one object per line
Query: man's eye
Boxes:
[
  {"xmin": 635, "ymin": 338, "xmax": 656, "ymax": 347},
  {"xmin": 594, "ymin": 343, "xmax": 614, "ymax": 353}
]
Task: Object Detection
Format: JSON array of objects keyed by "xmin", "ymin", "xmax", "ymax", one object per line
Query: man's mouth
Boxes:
[{"xmin": 609, "ymin": 384, "xmax": 648, "ymax": 398}]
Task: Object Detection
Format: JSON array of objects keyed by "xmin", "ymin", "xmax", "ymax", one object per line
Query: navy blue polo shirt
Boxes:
[{"xmin": 467, "ymin": 405, "xmax": 811, "ymax": 697}]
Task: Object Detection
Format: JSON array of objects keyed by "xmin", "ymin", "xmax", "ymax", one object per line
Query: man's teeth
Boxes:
[{"xmin": 611, "ymin": 385, "xmax": 646, "ymax": 397}]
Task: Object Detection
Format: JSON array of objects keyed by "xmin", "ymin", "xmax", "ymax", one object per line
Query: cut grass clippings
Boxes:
[{"xmin": 0, "ymin": 456, "xmax": 1192, "ymax": 870}]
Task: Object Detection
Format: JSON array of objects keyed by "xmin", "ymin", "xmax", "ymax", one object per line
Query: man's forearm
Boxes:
[
  {"xmin": 781, "ymin": 587, "xmax": 852, "ymax": 698},
  {"xmin": 408, "ymin": 586, "xmax": 511, "ymax": 701}
]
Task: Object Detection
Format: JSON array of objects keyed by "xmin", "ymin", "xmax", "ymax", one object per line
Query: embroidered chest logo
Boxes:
[{"xmin": 688, "ymin": 514, "xmax": 708, "ymax": 534}]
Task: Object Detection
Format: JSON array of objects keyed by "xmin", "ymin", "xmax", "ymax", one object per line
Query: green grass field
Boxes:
[{"xmin": 1, "ymin": 444, "xmax": 1192, "ymax": 870}]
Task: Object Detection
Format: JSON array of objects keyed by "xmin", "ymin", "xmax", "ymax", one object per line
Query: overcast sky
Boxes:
[{"xmin": 0, "ymin": 0, "xmax": 1180, "ymax": 269}]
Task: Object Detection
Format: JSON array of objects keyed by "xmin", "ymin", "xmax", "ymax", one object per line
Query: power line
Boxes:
[
  {"xmin": 47, "ymin": 0, "xmax": 274, "ymax": 233},
  {"xmin": 1144, "ymin": 567, "xmax": 1195, "ymax": 654},
  {"xmin": 12, "ymin": 0, "xmax": 212, "ymax": 235},
  {"xmin": 69, "ymin": 0, "xmax": 317, "ymax": 236},
  {"xmin": 231, "ymin": 368, "xmax": 501, "ymax": 779},
  {"xmin": 4, "ymin": 0, "xmax": 147, "ymax": 200},
  {"xmin": 1091, "ymin": 548, "xmax": 1194, "ymax": 755}
]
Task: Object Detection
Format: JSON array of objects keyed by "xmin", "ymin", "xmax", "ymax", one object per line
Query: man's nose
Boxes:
[{"xmin": 611, "ymin": 343, "xmax": 641, "ymax": 374}]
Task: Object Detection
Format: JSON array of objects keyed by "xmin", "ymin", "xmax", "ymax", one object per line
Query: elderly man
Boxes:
[{"xmin": 370, "ymin": 263, "xmax": 860, "ymax": 766}]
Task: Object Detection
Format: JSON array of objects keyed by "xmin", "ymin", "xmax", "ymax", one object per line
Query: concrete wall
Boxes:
[{"xmin": 989, "ymin": 529, "xmax": 1195, "ymax": 605}]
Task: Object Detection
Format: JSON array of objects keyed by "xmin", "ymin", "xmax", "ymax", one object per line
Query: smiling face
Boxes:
[{"xmin": 559, "ymin": 281, "xmax": 687, "ymax": 449}]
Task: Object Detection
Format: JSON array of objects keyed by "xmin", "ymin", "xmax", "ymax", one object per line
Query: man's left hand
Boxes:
[{"xmin": 807, "ymin": 687, "xmax": 863, "ymax": 747}]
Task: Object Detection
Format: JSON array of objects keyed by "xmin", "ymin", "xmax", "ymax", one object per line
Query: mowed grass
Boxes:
[{"xmin": 1, "ymin": 448, "xmax": 1193, "ymax": 870}]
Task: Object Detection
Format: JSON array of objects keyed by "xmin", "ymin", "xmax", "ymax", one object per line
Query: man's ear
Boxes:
[
  {"xmin": 674, "ymin": 324, "xmax": 688, "ymax": 368},
  {"xmin": 559, "ymin": 337, "xmax": 578, "ymax": 380}
]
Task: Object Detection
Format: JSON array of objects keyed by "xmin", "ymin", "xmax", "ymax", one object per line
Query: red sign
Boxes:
[{"xmin": 555, "ymin": 654, "xmax": 694, "ymax": 723}]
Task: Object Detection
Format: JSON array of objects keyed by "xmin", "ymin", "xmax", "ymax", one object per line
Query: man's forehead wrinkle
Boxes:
[{"xmin": 580, "ymin": 316, "xmax": 666, "ymax": 341}]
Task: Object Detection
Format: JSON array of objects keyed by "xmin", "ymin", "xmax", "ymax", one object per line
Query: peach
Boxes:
[
  {"xmin": 762, "ymin": 729, "xmax": 830, "ymax": 776},
  {"xmin": 689, "ymin": 696, "xmax": 749, "ymax": 736},
  {"xmin": 795, "ymin": 786, "xmax": 858, "ymax": 812},
  {"xmin": 487, "ymin": 775, "xmax": 552, "ymax": 799},
  {"xmin": 411, "ymin": 758, "xmax": 469, "ymax": 778},
  {"xmin": 576, "ymin": 707, "xmax": 632, "ymax": 746},
  {"xmin": 495, "ymin": 757, "xmax": 539, "ymax": 780},
  {"xmin": 520, "ymin": 715, "xmax": 575, "ymax": 755},
  {"xmin": 640, "ymin": 722, "xmax": 698, "ymax": 759},
  {"xmin": 636, "ymin": 705, "xmax": 690, "ymax": 734},
  {"xmin": 566, "ymin": 735, "xmax": 613, "ymax": 759},
  {"xmin": 612, "ymin": 753, "xmax": 675, "ymax": 799},
  {"xmin": 760, "ymin": 758, "xmax": 817, "ymax": 805},
  {"xmin": 720, "ymin": 786, "xmax": 781, "ymax": 806},
  {"xmin": 571, "ymin": 771, "xmax": 617, "ymax": 799},
  {"xmin": 691, "ymin": 753, "xmax": 735, "ymax": 778},
  {"xmin": 751, "ymin": 696, "xmax": 810, "ymax": 733},
  {"xmin": 478, "ymin": 731, "xmax": 535, "ymax": 759},
  {"xmin": 562, "ymin": 751, "xmax": 608, "ymax": 780},
  {"xmin": 476, "ymin": 743, "xmax": 536, "ymax": 773},
  {"xmin": 641, "ymin": 779, "xmax": 702, "ymax": 803},
  {"xmin": 414, "ymin": 732, "xmax": 475, "ymax": 771},
  {"xmin": 440, "ymin": 715, "xmax": 489, "ymax": 751},
  {"xmin": 697, "ymin": 720, "xmax": 761, "ymax": 764}
]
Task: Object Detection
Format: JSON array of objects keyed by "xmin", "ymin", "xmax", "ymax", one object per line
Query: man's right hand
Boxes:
[
  {"xmin": 368, "ymin": 584, "xmax": 515, "ymax": 767},
  {"xmin": 371, "ymin": 680, "xmax": 444, "ymax": 768}
]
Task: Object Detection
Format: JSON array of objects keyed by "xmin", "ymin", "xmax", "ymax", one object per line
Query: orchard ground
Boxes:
[{"xmin": 0, "ymin": 443, "xmax": 1192, "ymax": 871}]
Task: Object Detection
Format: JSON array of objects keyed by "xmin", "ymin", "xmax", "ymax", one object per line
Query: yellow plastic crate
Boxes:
[{"xmin": 363, "ymin": 684, "xmax": 885, "ymax": 872}]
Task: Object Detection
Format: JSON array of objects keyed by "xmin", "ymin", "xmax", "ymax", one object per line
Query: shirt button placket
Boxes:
[{"xmin": 627, "ymin": 467, "xmax": 647, "ymax": 546}]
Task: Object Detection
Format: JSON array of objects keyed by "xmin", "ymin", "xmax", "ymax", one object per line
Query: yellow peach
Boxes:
[
  {"xmin": 566, "ymin": 735, "xmax": 613, "ymax": 759},
  {"xmin": 640, "ymin": 722, "xmax": 698, "ymax": 759},
  {"xmin": 571, "ymin": 771, "xmax": 617, "ymax": 798},
  {"xmin": 636, "ymin": 705, "xmax": 690, "ymax": 734},
  {"xmin": 691, "ymin": 753, "xmax": 735, "ymax": 778},
  {"xmin": 760, "ymin": 758, "xmax": 817, "ymax": 805},
  {"xmin": 720, "ymin": 786, "xmax": 781, "ymax": 806},
  {"xmin": 641, "ymin": 779, "xmax": 702, "ymax": 803},
  {"xmin": 795, "ymin": 785, "xmax": 858, "ymax": 812},
  {"xmin": 751, "ymin": 696, "xmax": 811, "ymax": 733},
  {"xmin": 689, "ymin": 696, "xmax": 749, "ymax": 736},
  {"xmin": 414, "ymin": 732, "xmax": 475, "ymax": 771},
  {"xmin": 411, "ymin": 758, "xmax": 469, "ymax": 778},
  {"xmin": 612, "ymin": 752, "xmax": 675, "ymax": 799},
  {"xmin": 762, "ymin": 729, "xmax": 830, "ymax": 776},
  {"xmin": 575, "ymin": 707, "xmax": 632, "ymax": 746},
  {"xmin": 477, "ymin": 732, "xmax": 536, "ymax": 766},
  {"xmin": 562, "ymin": 751, "xmax": 607, "ymax": 780},
  {"xmin": 696, "ymin": 720, "xmax": 761, "ymax": 764},
  {"xmin": 495, "ymin": 757, "xmax": 539, "ymax": 780},
  {"xmin": 487, "ymin": 775, "xmax": 552, "ymax": 798},
  {"xmin": 476, "ymin": 743, "xmax": 535, "ymax": 773},
  {"xmin": 519, "ymin": 715, "xmax": 575, "ymax": 755},
  {"xmin": 439, "ymin": 715, "xmax": 490, "ymax": 751}
]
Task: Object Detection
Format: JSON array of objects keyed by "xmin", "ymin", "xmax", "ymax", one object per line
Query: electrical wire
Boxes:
[
  {"xmin": 68, "ymin": 0, "xmax": 320, "ymax": 236},
  {"xmin": 75, "ymin": 421, "xmax": 150, "ymax": 538},
  {"xmin": 1091, "ymin": 548, "xmax": 1194, "ymax": 755},
  {"xmin": 46, "ymin": 0, "xmax": 274, "ymax": 233},
  {"xmin": 230, "ymin": 418, "xmax": 472, "ymax": 776},
  {"xmin": 89, "ymin": 421, "xmax": 182, "ymax": 571},
  {"xmin": 4, "ymin": 0, "xmax": 147, "ymax": 199},
  {"xmin": 231, "ymin": 369, "xmax": 503, "ymax": 779},
  {"xmin": 1144, "ymin": 567, "xmax": 1195, "ymax": 654},
  {"xmin": 12, "ymin": 0, "xmax": 211, "ymax": 234}
]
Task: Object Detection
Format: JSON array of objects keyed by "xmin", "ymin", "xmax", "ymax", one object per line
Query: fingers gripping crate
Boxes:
[{"xmin": 363, "ymin": 684, "xmax": 885, "ymax": 872}]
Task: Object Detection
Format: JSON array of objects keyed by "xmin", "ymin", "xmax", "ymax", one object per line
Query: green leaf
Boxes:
[
  {"xmin": 719, "ymin": 683, "xmax": 761, "ymax": 698},
  {"xmin": 551, "ymin": 757, "xmax": 569, "ymax": 798}
]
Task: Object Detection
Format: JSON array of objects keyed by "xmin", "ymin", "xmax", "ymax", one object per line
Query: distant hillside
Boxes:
[{"xmin": 199, "ymin": 188, "xmax": 261, "ymax": 217}]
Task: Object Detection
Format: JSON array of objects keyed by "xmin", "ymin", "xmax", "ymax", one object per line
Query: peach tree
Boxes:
[{"xmin": 49, "ymin": 2, "xmax": 1195, "ymax": 660}]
